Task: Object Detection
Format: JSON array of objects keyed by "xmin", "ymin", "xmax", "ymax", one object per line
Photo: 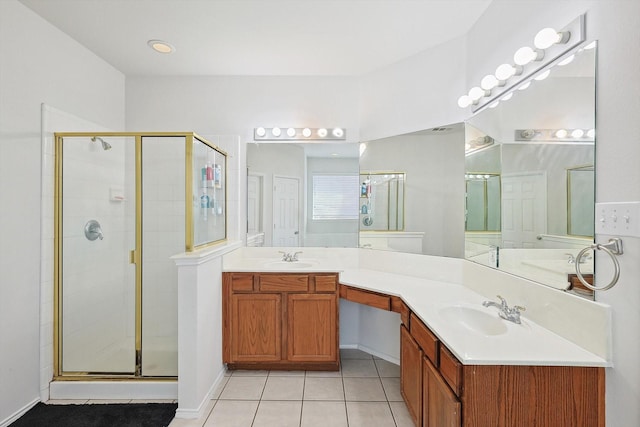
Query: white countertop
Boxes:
[
  {"xmin": 223, "ymin": 249, "xmax": 610, "ymax": 367},
  {"xmin": 339, "ymin": 269, "xmax": 608, "ymax": 367}
]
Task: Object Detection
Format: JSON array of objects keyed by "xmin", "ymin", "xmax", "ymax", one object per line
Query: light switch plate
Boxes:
[{"xmin": 595, "ymin": 202, "xmax": 640, "ymax": 237}]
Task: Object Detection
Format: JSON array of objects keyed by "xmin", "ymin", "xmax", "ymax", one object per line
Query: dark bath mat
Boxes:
[{"xmin": 10, "ymin": 402, "xmax": 177, "ymax": 427}]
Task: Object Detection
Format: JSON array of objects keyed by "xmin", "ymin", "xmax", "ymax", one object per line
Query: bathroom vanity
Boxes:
[
  {"xmin": 222, "ymin": 272, "xmax": 339, "ymax": 370},
  {"xmin": 221, "ymin": 248, "xmax": 608, "ymax": 426}
]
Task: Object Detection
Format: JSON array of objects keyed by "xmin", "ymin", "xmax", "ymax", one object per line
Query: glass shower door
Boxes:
[{"xmin": 60, "ymin": 135, "xmax": 137, "ymax": 374}]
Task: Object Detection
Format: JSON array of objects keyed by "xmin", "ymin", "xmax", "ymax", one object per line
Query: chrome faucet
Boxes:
[
  {"xmin": 278, "ymin": 251, "xmax": 303, "ymax": 262},
  {"xmin": 482, "ymin": 295, "xmax": 526, "ymax": 324},
  {"xmin": 565, "ymin": 252, "xmax": 592, "ymax": 264}
]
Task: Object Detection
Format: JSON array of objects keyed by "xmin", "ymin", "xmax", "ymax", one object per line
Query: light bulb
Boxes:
[
  {"xmin": 587, "ymin": 129, "xmax": 596, "ymax": 138},
  {"xmin": 271, "ymin": 127, "xmax": 281, "ymax": 137},
  {"xmin": 571, "ymin": 129, "xmax": 585, "ymax": 138},
  {"xmin": 457, "ymin": 95, "xmax": 472, "ymax": 108},
  {"xmin": 534, "ymin": 69, "xmax": 551, "ymax": 81},
  {"xmin": 302, "ymin": 128, "xmax": 312, "ymax": 137},
  {"xmin": 514, "ymin": 46, "xmax": 542, "ymax": 66},
  {"xmin": 286, "ymin": 128, "xmax": 296, "ymax": 137},
  {"xmin": 501, "ymin": 92, "xmax": 513, "ymax": 101},
  {"xmin": 558, "ymin": 54, "xmax": 575, "ymax": 66},
  {"xmin": 317, "ymin": 128, "xmax": 328, "ymax": 137},
  {"xmin": 518, "ymin": 81, "xmax": 531, "ymax": 91},
  {"xmin": 468, "ymin": 86, "xmax": 486, "ymax": 102},
  {"xmin": 255, "ymin": 127, "xmax": 266, "ymax": 137},
  {"xmin": 332, "ymin": 128, "xmax": 344, "ymax": 138},
  {"xmin": 534, "ymin": 28, "xmax": 567, "ymax": 49},
  {"xmin": 555, "ymin": 129, "xmax": 568, "ymax": 138},
  {"xmin": 480, "ymin": 75, "xmax": 499, "ymax": 90},
  {"xmin": 495, "ymin": 64, "xmax": 516, "ymax": 81}
]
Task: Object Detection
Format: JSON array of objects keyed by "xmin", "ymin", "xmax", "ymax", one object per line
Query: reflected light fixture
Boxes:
[
  {"xmin": 332, "ymin": 128, "xmax": 344, "ymax": 138},
  {"xmin": 515, "ymin": 128, "xmax": 594, "ymax": 142},
  {"xmin": 518, "ymin": 81, "xmax": 531, "ymax": 91},
  {"xmin": 558, "ymin": 54, "xmax": 575, "ymax": 66},
  {"xmin": 317, "ymin": 128, "xmax": 328, "ymax": 137},
  {"xmin": 359, "ymin": 142, "xmax": 367, "ymax": 156},
  {"xmin": 286, "ymin": 127, "xmax": 296, "ymax": 137},
  {"xmin": 302, "ymin": 128, "xmax": 312, "ymax": 137},
  {"xmin": 147, "ymin": 39, "xmax": 175, "ymax": 54},
  {"xmin": 256, "ymin": 127, "xmax": 266, "ymax": 137},
  {"xmin": 534, "ymin": 69, "xmax": 551, "ymax": 81},
  {"xmin": 271, "ymin": 127, "xmax": 282, "ymax": 137}
]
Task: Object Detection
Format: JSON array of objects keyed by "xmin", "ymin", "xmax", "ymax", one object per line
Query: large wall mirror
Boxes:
[
  {"xmin": 246, "ymin": 125, "xmax": 466, "ymax": 258},
  {"xmin": 465, "ymin": 42, "xmax": 596, "ymax": 297}
]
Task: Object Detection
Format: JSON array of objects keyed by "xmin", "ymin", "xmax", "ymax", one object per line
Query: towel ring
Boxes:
[{"xmin": 575, "ymin": 238, "xmax": 623, "ymax": 292}]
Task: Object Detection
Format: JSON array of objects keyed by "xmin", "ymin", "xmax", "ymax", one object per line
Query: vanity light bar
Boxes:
[
  {"xmin": 515, "ymin": 129, "xmax": 595, "ymax": 143},
  {"xmin": 458, "ymin": 14, "xmax": 585, "ymax": 112},
  {"xmin": 254, "ymin": 127, "xmax": 346, "ymax": 141}
]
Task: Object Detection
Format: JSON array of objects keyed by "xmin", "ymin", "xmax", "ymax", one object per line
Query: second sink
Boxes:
[{"xmin": 438, "ymin": 305, "xmax": 508, "ymax": 336}]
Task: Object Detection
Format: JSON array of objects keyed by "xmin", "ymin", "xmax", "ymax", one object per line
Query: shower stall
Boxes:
[{"xmin": 53, "ymin": 132, "xmax": 226, "ymax": 381}]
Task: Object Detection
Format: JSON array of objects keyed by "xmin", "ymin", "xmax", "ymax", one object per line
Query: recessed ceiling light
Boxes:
[{"xmin": 147, "ymin": 39, "xmax": 175, "ymax": 54}]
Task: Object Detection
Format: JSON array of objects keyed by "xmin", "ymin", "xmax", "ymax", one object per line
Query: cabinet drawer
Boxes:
[
  {"xmin": 230, "ymin": 274, "xmax": 254, "ymax": 292},
  {"xmin": 315, "ymin": 275, "xmax": 338, "ymax": 293},
  {"xmin": 258, "ymin": 274, "xmax": 309, "ymax": 292},
  {"xmin": 410, "ymin": 313, "xmax": 439, "ymax": 366},
  {"xmin": 342, "ymin": 286, "xmax": 390, "ymax": 310},
  {"xmin": 439, "ymin": 345, "xmax": 463, "ymax": 396},
  {"xmin": 391, "ymin": 296, "xmax": 410, "ymax": 326}
]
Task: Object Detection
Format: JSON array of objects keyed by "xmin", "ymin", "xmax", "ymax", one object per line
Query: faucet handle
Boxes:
[
  {"xmin": 292, "ymin": 251, "xmax": 303, "ymax": 261},
  {"xmin": 496, "ymin": 295, "xmax": 507, "ymax": 306},
  {"xmin": 512, "ymin": 305, "xmax": 526, "ymax": 313}
]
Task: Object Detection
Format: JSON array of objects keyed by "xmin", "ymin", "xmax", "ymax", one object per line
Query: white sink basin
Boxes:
[
  {"xmin": 438, "ymin": 305, "xmax": 508, "ymax": 336},
  {"xmin": 263, "ymin": 261, "xmax": 316, "ymax": 269}
]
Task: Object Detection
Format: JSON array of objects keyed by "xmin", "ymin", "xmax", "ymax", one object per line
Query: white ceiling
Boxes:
[{"xmin": 20, "ymin": 0, "xmax": 492, "ymax": 76}]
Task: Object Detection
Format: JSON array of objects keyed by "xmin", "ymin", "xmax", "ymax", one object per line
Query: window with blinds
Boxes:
[{"xmin": 312, "ymin": 174, "xmax": 359, "ymax": 220}]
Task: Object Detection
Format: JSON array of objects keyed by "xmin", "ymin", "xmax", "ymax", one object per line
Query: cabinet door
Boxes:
[
  {"xmin": 423, "ymin": 357, "xmax": 461, "ymax": 427},
  {"xmin": 401, "ymin": 325, "xmax": 423, "ymax": 426},
  {"xmin": 287, "ymin": 293, "xmax": 337, "ymax": 362},
  {"xmin": 230, "ymin": 293, "xmax": 282, "ymax": 362}
]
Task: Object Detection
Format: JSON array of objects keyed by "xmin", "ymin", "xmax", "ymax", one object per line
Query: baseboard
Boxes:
[
  {"xmin": 351, "ymin": 344, "xmax": 400, "ymax": 365},
  {"xmin": 49, "ymin": 381, "xmax": 177, "ymax": 400},
  {"xmin": 0, "ymin": 397, "xmax": 40, "ymax": 427},
  {"xmin": 174, "ymin": 369, "xmax": 226, "ymax": 419}
]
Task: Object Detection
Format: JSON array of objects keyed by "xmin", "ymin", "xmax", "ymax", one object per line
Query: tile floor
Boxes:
[{"xmin": 168, "ymin": 348, "xmax": 414, "ymax": 427}]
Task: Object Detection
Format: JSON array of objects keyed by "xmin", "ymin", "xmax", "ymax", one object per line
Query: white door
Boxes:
[
  {"xmin": 501, "ymin": 172, "xmax": 547, "ymax": 248},
  {"xmin": 273, "ymin": 176, "xmax": 300, "ymax": 246},
  {"xmin": 247, "ymin": 174, "xmax": 263, "ymax": 235}
]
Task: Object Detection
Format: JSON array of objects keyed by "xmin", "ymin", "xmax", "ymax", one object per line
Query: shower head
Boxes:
[{"xmin": 91, "ymin": 136, "xmax": 112, "ymax": 151}]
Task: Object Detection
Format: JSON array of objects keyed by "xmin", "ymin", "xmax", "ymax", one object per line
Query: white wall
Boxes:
[
  {"xmin": 358, "ymin": 36, "xmax": 467, "ymax": 141},
  {"xmin": 0, "ymin": 0, "xmax": 125, "ymax": 424}
]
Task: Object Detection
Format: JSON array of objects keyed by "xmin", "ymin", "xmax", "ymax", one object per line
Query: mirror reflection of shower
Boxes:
[{"xmin": 91, "ymin": 136, "xmax": 112, "ymax": 151}]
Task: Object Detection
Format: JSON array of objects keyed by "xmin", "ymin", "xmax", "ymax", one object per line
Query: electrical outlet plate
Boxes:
[{"xmin": 595, "ymin": 202, "xmax": 640, "ymax": 237}]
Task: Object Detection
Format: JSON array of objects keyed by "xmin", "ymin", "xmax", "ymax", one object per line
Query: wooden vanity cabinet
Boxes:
[
  {"xmin": 401, "ymin": 325, "xmax": 423, "ymax": 426},
  {"xmin": 223, "ymin": 272, "xmax": 339, "ymax": 370},
  {"xmin": 423, "ymin": 355, "xmax": 461, "ymax": 427}
]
